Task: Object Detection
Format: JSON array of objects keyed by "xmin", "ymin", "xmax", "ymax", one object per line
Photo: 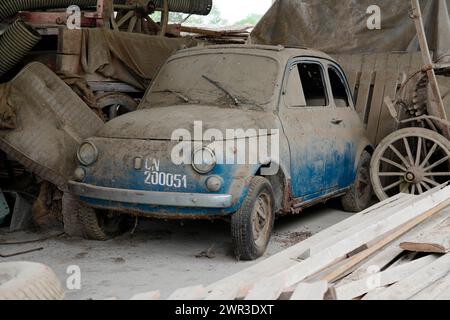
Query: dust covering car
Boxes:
[{"xmin": 69, "ymin": 45, "xmax": 373, "ymax": 260}]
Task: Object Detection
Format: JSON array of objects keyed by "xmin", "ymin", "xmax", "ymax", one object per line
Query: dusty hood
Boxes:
[{"xmin": 96, "ymin": 105, "xmax": 278, "ymax": 140}]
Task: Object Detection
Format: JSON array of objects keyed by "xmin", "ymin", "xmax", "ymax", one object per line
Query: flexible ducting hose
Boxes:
[
  {"xmin": 151, "ymin": 0, "xmax": 213, "ymax": 15},
  {"xmin": 0, "ymin": 20, "xmax": 41, "ymax": 76},
  {"xmin": 0, "ymin": 0, "xmax": 213, "ymax": 21},
  {"xmin": 0, "ymin": 0, "xmax": 98, "ymax": 21}
]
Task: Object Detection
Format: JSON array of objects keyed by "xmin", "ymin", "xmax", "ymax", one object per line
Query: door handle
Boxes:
[{"xmin": 331, "ymin": 118, "xmax": 343, "ymax": 125}]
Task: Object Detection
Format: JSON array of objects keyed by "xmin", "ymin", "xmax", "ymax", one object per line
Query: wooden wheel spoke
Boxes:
[
  {"xmin": 410, "ymin": 184, "xmax": 416, "ymax": 195},
  {"xmin": 420, "ymin": 181, "xmax": 431, "ymax": 191},
  {"xmin": 380, "ymin": 157, "xmax": 407, "ymax": 172},
  {"xmin": 416, "ymin": 183, "xmax": 424, "ymax": 194},
  {"xmin": 403, "ymin": 138, "xmax": 415, "ymax": 166},
  {"xmin": 116, "ymin": 10, "xmax": 134, "ymax": 28},
  {"xmin": 379, "ymin": 172, "xmax": 405, "ymax": 177},
  {"xmin": 423, "ymin": 155, "xmax": 450, "ymax": 172},
  {"xmin": 415, "ymin": 137, "xmax": 423, "ymax": 166},
  {"xmin": 423, "ymin": 172, "xmax": 450, "ymax": 177},
  {"xmin": 420, "ymin": 143, "xmax": 438, "ymax": 168},
  {"xmin": 389, "ymin": 145, "xmax": 411, "ymax": 168},
  {"xmin": 382, "ymin": 180, "xmax": 402, "ymax": 192},
  {"xmin": 422, "ymin": 177, "xmax": 440, "ymax": 187}
]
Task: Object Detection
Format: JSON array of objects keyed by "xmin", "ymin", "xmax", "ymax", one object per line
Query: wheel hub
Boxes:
[{"xmin": 404, "ymin": 167, "xmax": 424, "ymax": 184}]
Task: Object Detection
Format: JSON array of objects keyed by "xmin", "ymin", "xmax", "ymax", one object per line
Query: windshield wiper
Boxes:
[
  {"xmin": 153, "ymin": 89, "xmax": 191, "ymax": 103},
  {"xmin": 202, "ymin": 75, "xmax": 241, "ymax": 106}
]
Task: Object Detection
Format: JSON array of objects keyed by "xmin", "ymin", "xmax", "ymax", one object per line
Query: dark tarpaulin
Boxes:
[
  {"xmin": 80, "ymin": 29, "xmax": 199, "ymax": 90},
  {"xmin": 250, "ymin": 0, "xmax": 450, "ymax": 60}
]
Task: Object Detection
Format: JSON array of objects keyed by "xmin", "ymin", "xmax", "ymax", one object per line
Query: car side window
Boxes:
[
  {"xmin": 329, "ymin": 66, "xmax": 351, "ymax": 108},
  {"xmin": 284, "ymin": 64, "xmax": 307, "ymax": 108},
  {"xmin": 297, "ymin": 62, "xmax": 328, "ymax": 107}
]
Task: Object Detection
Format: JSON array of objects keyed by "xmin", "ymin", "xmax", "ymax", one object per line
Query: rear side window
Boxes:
[
  {"xmin": 297, "ymin": 63, "xmax": 328, "ymax": 107},
  {"xmin": 329, "ymin": 67, "xmax": 350, "ymax": 108}
]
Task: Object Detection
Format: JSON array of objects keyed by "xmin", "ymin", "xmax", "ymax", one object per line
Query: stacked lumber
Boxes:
[
  {"xmin": 129, "ymin": 185, "xmax": 450, "ymax": 300},
  {"xmin": 180, "ymin": 25, "xmax": 252, "ymax": 44}
]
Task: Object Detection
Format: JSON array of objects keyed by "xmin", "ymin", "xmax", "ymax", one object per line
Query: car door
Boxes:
[
  {"xmin": 323, "ymin": 62, "xmax": 362, "ymax": 189},
  {"xmin": 278, "ymin": 58, "xmax": 338, "ymax": 200}
]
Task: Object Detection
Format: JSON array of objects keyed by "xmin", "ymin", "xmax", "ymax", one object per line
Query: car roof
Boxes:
[{"xmin": 172, "ymin": 44, "xmax": 336, "ymax": 64}]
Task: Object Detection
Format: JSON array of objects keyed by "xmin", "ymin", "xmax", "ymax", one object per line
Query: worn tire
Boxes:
[
  {"xmin": 0, "ymin": 262, "xmax": 64, "ymax": 300},
  {"xmin": 62, "ymin": 193, "xmax": 85, "ymax": 237},
  {"xmin": 341, "ymin": 151, "xmax": 373, "ymax": 212},
  {"xmin": 231, "ymin": 177, "xmax": 275, "ymax": 261},
  {"xmin": 78, "ymin": 204, "xmax": 127, "ymax": 241}
]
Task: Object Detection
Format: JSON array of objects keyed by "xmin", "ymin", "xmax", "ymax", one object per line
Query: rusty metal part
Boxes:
[
  {"xmin": 0, "ymin": 0, "xmax": 98, "ymax": 21},
  {"xmin": 152, "ymin": 0, "xmax": 212, "ymax": 15},
  {"xmin": 371, "ymin": 128, "xmax": 450, "ymax": 200},
  {"xmin": 0, "ymin": 20, "xmax": 41, "ymax": 77}
]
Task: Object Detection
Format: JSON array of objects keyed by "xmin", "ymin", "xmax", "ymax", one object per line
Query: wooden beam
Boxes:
[
  {"xmin": 290, "ymin": 281, "xmax": 329, "ymax": 300},
  {"xmin": 130, "ymin": 291, "xmax": 161, "ymax": 300},
  {"xmin": 245, "ymin": 187, "xmax": 450, "ymax": 300},
  {"xmin": 206, "ymin": 195, "xmax": 408, "ymax": 298},
  {"xmin": 167, "ymin": 285, "xmax": 206, "ymax": 300},
  {"xmin": 411, "ymin": 272, "xmax": 450, "ymax": 300},
  {"xmin": 410, "ymin": 0, "xmax": 449, "ymax": 137},
  {"xmin": 335, "ymin": 255, "xmax": 438, "ymax": 300},
  {"xmin": 369, "ymin": 253, "xmax": 450, "ymax": 300},
  {"xmin": 400, "ymin": 213, "xmax": 450, "ymax": 254}
]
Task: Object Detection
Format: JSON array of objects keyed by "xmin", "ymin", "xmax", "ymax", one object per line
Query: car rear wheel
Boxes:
[
  {"xmin": 231, "ymin": 177, "xmax": 275, "ymax": 261},
  {"xmin": 341, "ymin": 151, "xmax": 373, "ymax": 212},
  {"xmin": 77, "ymin": 204, "xmax": 129, "ymax": 241}
]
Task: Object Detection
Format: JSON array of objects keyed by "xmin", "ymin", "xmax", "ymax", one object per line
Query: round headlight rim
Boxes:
[
  {"xmin": 77, "ymin": 141, "xmax": 98, "ymax": 166},
  {"xmin": 192, "ymin": 146, "xmax": 217, "ymax": 174}
]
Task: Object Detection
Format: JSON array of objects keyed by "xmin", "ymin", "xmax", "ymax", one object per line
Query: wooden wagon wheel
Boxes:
[
  {"xmin": 371, "ymin": 128, "xmax": 450, "ymax": 200},
  {"xmin": 111, "ymin": 0, "xmax": 161, "ymax": 34}
]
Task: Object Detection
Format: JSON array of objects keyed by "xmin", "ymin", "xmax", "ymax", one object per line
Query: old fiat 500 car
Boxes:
[{"xmin": 68, "ymin": 45, "xmax": 373, "ymax": 260}]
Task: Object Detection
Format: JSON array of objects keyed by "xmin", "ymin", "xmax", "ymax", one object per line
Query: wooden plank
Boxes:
[
  {"xmin": 374, "ymin": 53, "xmax": 401, "ymax": 145},
  {"xmin": 304, "ymin": 194, "xmax": 414, "ymax": 259},
  {"xmin": 355, "ymin": 54, "xmax": 377, "ymax": 122},
  {"xmin": 245, "ymin": 187, "xmax": 450, "ymax": 300},
  {"xmin": 400, "ymin": 215, "xmax": 450, "ymax": 254},
  {"xmin": 369, "ymin": 253, "xmax": 450, "ymax": 300},
  {"xmin": 411, "ymin": 272, "xmax": 450, "ymax": 300},
  {"xmin": 206, "ymin": 196, "xmax": 405, "ymax": 298},
  {"xmin": 130, "ymin": 291, "xmax": 161, "ymax": 300},
  {"xmin": 335, "ymin": 255, "xmax": 438, "ymax": 300},
  {"xmin": 337, "ymin": 206, "xmax": 450, "ymax": 286},
  {"xmin": 290, "ymin": 281, "xmax": 329, "ymax": 300},
  {"xmin": 366, "ymin": 53, "xmax": 389, "ymax": 144},
  {"xmin": 167, "ymin": 285, "xmax": 206, "ymax": 300}
]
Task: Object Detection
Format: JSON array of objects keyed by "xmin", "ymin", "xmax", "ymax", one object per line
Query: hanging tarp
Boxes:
[{"xmin": 251, "ymin": 0, "xmax": 450, "ymax": 60}]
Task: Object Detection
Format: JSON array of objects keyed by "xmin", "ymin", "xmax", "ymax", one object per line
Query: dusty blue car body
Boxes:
[{"xmin": 68, "ymin": 45, "xmax": 372, "ymax": 219}]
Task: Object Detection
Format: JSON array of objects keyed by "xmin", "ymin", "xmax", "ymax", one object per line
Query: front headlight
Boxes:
[
  {"xmin": 192, "ymin": 147, "xmax": 216, "ymax": 174},
  {"xmin": 77, "ymin": 141, "xmax": 98, "ymax": 166}
]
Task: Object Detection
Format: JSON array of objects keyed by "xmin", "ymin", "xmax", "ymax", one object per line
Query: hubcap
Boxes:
[{"xmin": 252, "ymin": 193, "xmax": 271, "ymax": 248}]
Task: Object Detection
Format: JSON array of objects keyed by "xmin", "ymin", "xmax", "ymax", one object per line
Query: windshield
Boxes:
[{"xmin": 140, "ymin": 53, "xmax": 279, "ymax": 109}]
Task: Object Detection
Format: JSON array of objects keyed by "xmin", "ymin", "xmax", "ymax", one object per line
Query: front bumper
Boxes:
[{"xmin": 68, "ymin": 181, "xmax": 233, "ymax": 209}]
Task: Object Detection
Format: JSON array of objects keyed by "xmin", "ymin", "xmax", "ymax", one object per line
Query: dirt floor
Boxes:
[{"xmin": 0, "ymin": 202, "xmax": 353, "ymax": 300}]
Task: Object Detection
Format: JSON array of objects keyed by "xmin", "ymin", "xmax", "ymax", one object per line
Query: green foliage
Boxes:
[{"xmin": 234, "ymin": 13, "xmax": 262, "ymax": 26}]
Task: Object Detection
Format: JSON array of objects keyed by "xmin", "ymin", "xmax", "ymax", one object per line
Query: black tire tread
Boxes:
[
  {"xmin": 231, "ymin": 176, "xmax": 275, "ymax": 261},
  {"xmin": 341, "ymin": 151, "xmax": 372, "ymax": 212}
]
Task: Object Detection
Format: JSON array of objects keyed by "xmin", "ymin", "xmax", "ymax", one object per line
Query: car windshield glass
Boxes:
[{"xmin": 140, "ymin": 53, "xmax": 279, "ymax": 109}]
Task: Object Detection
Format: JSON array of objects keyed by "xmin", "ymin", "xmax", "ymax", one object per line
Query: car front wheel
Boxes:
[
  {"xmin": 231, "ymin": 177, "xmax": 275, "ymax": 261},
  {"xmin": 77, "ymin": 204, "xmax": 129, "ymax": 241},
  {"xmin": 341, "ymin": 151, "xmax": 373, "ymax": 212}
]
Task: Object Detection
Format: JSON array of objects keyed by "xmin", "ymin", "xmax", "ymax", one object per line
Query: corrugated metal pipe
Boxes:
[
  {"xmin": 152, "ymin": 0, "xmax": 213, "ymax": 15},
  {"xmin": 0, "ymin": 20, "xmax": 41, "ymax": 76},
  {"xmin": 0, "ymin": 1, "xmax": 213, "ymax": 21},
  {"xmin": 0, "ymin": 0, "xmax": 98, "ymax": 21}
]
